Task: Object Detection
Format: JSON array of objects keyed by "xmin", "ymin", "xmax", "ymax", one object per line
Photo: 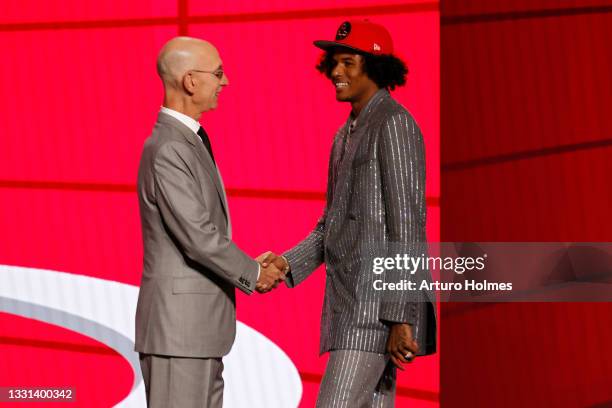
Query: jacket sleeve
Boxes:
[
  {"xmin": 282, "ymin": 136, "xmax": 339, "ymax": 288},
  {"xmin": 282, "ymin": 213, "xmax": 326, "ymax": 288},
  {"xmin": 378, "ymin": 111, "xmax": 427, "ymax": 324},
  {"xmin": 153, "ymin": 142, "xmax": 259, "ymax": 294}
]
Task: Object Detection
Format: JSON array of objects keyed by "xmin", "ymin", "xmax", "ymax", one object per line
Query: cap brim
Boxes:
[{"xmin": 313, "ymin": 40, "xmax": 363, "ymax": 53}]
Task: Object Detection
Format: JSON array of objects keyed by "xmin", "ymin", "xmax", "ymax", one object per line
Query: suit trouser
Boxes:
[
  {"xmin": 139, "ymin": 353, "xmax": 224, "ymax": 408},
  {"xmin": 316, "ymin": 350, "xmax": 396, "ymax": 408}
]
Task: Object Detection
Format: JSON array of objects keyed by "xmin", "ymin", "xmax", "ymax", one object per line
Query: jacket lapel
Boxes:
[
  {"xmin": 332, "ymin": 121, "xmax": 363, "ymax": 205},
  {"xmin": 215, "ymin": 167, "xmax": 232, "ymax": 236},
  {"xmin": 157, "ymin": 113, "xmax": 229, "ymax": 222},
  {"xmin": 330, "ymin": 122, "xmax": 350, "ymax": 193},
  {"xmin": 328, "ymin": 90, "xmax": 389, "ymax": 220}
]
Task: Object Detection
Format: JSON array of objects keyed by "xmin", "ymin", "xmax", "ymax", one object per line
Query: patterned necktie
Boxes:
[{"xmin": 197, "ymin": 126, "xmax": 215, "ymax": 164}]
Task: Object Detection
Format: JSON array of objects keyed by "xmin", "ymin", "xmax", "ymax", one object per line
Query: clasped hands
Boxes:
[{"xmin": 255, "ymin": 251, "xmax": 290, "ymax": 294}]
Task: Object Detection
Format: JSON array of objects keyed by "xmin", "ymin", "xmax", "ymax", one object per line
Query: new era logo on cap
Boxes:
[{"xmin": 314, "ymin": 20, "xmax": 394, "ymax": 56}]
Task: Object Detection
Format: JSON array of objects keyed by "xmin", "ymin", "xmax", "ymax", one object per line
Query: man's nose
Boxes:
[
  {"xmin": 331, "ymin": 65, "xmax": 343, "ymax": 79},
  {"xmin": 221, "ymin": 73, "xmax": 229, "ymax": 86}
]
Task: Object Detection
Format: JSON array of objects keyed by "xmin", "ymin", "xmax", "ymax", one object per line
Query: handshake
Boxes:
[{"xmin": 254, "ymin": 251, "xmax": 290, "ymax": 294}]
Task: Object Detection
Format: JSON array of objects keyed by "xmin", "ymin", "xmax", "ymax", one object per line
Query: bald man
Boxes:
[{"xmin": 135, "ymin": 37, "xmax": 285, "ymax": 407}]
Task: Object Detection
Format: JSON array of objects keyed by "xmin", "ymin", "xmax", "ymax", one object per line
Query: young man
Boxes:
[{"xmin": 262, "ymin": 20, "xmax": 437, "ymax": 406}]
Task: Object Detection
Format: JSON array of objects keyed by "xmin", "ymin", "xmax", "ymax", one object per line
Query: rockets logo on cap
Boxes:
[{"xmin": 335, "ymin": 22, "xmax": 351, "ymax": 40}]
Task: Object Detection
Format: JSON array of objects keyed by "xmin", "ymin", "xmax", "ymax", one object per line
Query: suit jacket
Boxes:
[
  {"xmin": 284, "ymin": 90, "xmax": 437, "ymax": 355},
  {"xmin": 135, "ymin": 112, "xmax": 258, "ymax": 358}
]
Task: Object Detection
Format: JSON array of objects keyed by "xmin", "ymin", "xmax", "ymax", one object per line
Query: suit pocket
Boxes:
[{"xmin": 172, "ymin": 277, "xmax": 218, "ymax": 294}]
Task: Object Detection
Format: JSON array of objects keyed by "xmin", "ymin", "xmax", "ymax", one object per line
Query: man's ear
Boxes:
[{"xmin": 182, "ymin": 72, "xmax": 196, "ymax": 95}]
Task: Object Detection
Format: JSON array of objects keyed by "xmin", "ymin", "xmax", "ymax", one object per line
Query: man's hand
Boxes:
[
  {"xmin": 255, "ymin": 252, "xmax": 287, "ymax": 293},
  {"xmin": 386, "ymin": 323, "xmax": 419, "ymax": 370},
  {"xmin": 257, "ymin": 251, "xmax": 290, "ymax": 273}
]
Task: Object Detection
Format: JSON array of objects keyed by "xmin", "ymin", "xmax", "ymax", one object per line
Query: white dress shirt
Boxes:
[{"xmin": 160, "ymin": 106, "xmax": 201, "ymax": 136}]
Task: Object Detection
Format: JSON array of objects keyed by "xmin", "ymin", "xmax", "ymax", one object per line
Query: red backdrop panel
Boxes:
[
  {"xmin": 441, "ymin": 303, "xmax": 612, "ymax": 408},
  {"xmin": 190, "ymin": 0, "xmax": 435, "ymax": 17},
  {"xmin": 443, "ymin": 148, "xmax": 611, "ymax": 241},
  {"xmin": 441, "ymin": 0, "xmax": 612, "ymax": 16},
  {"xmin": 0, "ymin": 0, "xmax": 176, "ymax": 23},
  {"xmin": 441, "ymin": 2, "xmax": 612, "ymax": 407},
  {"xmin": 442, "ymin": 12, "xmax": 611, "ymax": 164},
  {"xmin": 0, "ymin": 27, "xmax": 176, "ymax": 184}
]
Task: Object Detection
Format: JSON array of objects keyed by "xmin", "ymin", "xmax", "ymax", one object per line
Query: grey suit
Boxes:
[
  {"xmin": 135, "ymin": 112, "xmax": 258, "ymax": 406},
  {"xmin": 284, "ymin": 90, "xmax": 436, "ymax": 406}
]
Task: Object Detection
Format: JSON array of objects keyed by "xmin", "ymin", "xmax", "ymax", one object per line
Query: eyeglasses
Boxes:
[{"xmin": 190, "ymin": 68, "xmax": 225, "ymax": 80}]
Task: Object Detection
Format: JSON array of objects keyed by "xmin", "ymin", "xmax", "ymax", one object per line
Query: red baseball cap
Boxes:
[{"xmin": 314, "ymin": 20, "xmax": 394, "ymax": 56}]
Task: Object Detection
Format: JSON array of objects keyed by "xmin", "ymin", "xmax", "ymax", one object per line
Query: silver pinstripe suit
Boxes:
[{"xmin": 284, "ymin": 89, "xmax": 436, "ymax": 406}]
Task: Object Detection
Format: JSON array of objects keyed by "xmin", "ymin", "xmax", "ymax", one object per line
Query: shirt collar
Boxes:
[
  {"xmin": 348, "ymin": 89, "xmax": 389, "ymax": 129},
  {"xmin": 160, "ymin": 106, "xmax": 201, "ymax": 135}
]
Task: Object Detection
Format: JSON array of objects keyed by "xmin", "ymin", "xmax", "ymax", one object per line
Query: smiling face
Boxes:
[
  {"xmin": 190, "ymin": 46, "xmax": 229, "ymax": 112},
  {"xmin": 157, "ymin": 37, "xmax": 230, "ymax": 119},
  {"xmin": 330, "ymin": 51, "xmax": 379, "ymax": 113}
]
